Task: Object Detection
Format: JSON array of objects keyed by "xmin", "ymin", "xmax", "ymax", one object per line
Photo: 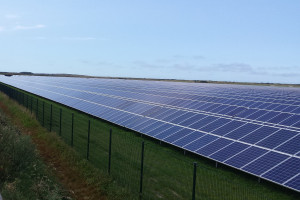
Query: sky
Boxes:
[{"xmin": 0, "ymin": 0, "xmax": 299, "ymax": 84}]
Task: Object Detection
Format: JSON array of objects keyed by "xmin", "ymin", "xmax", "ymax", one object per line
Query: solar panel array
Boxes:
[{"xmin": 1, "ymin": 75, "xmax": 300, "ymax": 192}]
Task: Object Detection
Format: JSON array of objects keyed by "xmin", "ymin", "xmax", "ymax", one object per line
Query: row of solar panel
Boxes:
[
  {"xmin": 7, "ymin": 79, "xmax": 299, "ymax": 135},
  {"xmin": 13, "ymin": 76, "xmax": 300, "ymax": 110},
  {"xmin": 58, "ymin": 77, "xmax": 300, "ymax": 99},
  {"xmin": 1, "ymin": 76, "xmax": 300, "ymax": 191},
  {"xmin": 18, "ymin": 80, "xmax": 300, "ymax": 130},
  {"xmin": 9, "ymin": 81, "xmax": 300, "ymax": 191},
  {"xmin": 38, "ymin": 79, "xmax": 300, "ymax": 114},
  {"xmin": 14, "ymin": 82, "xmax": 300, "ymax": 157}
]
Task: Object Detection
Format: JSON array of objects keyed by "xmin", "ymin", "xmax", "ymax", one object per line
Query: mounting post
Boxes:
[
  {"xmin": 42, "ymin": 102, "xmax": 45, "ymax": 127},
  {"xmin": 50, "ymin": 104, "xmax": 53, "ymax": 132},
  {"xmin": 71, "ymin": 113, "xmax": 74, "ymax": 147},
  {"xmin": 108, "ymin": 128, "xmax": 112, "ymax": 175},
  {"xmin": 192, "ymin": 162, "xmax": 197, "ymax": 200},
  {"xmin": 59, "ymin": 108, "xmax": 62, "ymax": 136},
  {"xmin": 87, "ymin": 120, "xmax": 91, "ymax": 160},
  {"xmin": 139, "ymin": 141, "xmax": 145, "ymax": 198}
]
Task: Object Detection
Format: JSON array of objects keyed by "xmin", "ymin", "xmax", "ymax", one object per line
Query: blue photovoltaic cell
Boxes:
[
  {"xmin": 209, "ymin": 105, "xmax": 228, "ymax": 113},
  {"xmin": 187, "ymin": 102, "xmax": 202, "ymax": 109},
  {"xmin": 225, "ymin": 147, "xmax": 267, "ymax": 168},
  {"xmin": 126, "ymin": 117, "xmax": 149, "ymax": 129},
  {"xmin": 285, "ymin": 174, "xmax": 300, "ymax": 191},
  {"xmin": 248, "ymin": 102, "xmax": 262, "ymax": 108},
  {"xmin": 173, "ymin": 131, "xmax": 206, "ymax": 147},
  {"xmin": 140, "ymin": 106, "xmax": 162, "ymax": 116},
  {"xmin": 163, "ymin": 128, "xmax": 194, "ymax": 143},
  {"xmin": 132, "ymin": 119, "xmax": 157, "ymax": 131},
  {"xmin": 292, "ymin": 121, "xmax": 300, "ymax": 128},
  {"xmin": 154, "ymin": 109, "xmax": 178, "ymax": 120},
  {"xmin": 179, "ymin": 114, "xmax": 207, "ymax": 126},
  {"xmin": 262, "ymin": 157, "xmax": 300, "ymax": 184},
  {"xmin": 241, "ymin": 101, "xmax": 256, "ymax": 108},
  {"xmin": 240, "ymin": 126, "xmax": 278, "ymax": 144},
  {"xmin": 292, "ymin": 107, "xmax": 300, "ymax": 114},
  {"xmin": 265, "ymin": 103, "xmax": 281, "ymax": 110},
  {"xmin": 209, "ymin": 142, "xmax": 249, "ymax": 162},
  {"xmin": 185, "ymin": 134, "xmax": 217, "ymax": 151},
  {"xmin": 111, "ymin": 112, "xmax": 132, "ymax": 123},
  {"xmin": 117, "ymin": 114, "xmax": 136, "ymax": 125},
  {"xmin": 268, "ymin": 113, "xmax": 293, "ymax": 124},
  {"xmin": 155, "ymin": 126, "xmax": 183, "ymax": 139},
  {"xmin": 281, "ymin": 105, "xmax": 298, "ymax": 113},
  {"xmin": 139, "ymin": 121, "xmax": 164, "ymax": 133},
  {"xmin": 212, "ymin": 120, "xmax": 245, "ymax": 136},
  {"xmin": 242, "ymin": 152, "xmax": 288, "ymax": 175},
  {"xmin": 189, "ymin": 116, "xmax": 218, "ymax": 129},
  {"xmin": 218, "ymin": 106, "xmax": 240, "ymax": 115},
  {"xmin": 226, "ymin": 107, "xmax": 247, "ymax": 116},
  {"xmin": 201, "ymin": 103, "xmax": 218, "ymax": 112},
  {"xmin": 160, "ymin": 110, "xmax": 187, "ymax": 121},
  {"xmin": 236, "ymin": 109, "xmax": 258, "ymax": 118},
  {"xmin": 246, "ymin": 110, "xmax": 269, "ymax": 120},
  {"xmin": 275, "ymin": 135, "xmax": 300, "ymax": 155},
  {"xmin": 194, "ymin": 102, "xmax": 212, "ymax": 110},
  {"xmin": 147, "ymin": 123, "xmax": 174, "ymax": 137},
  {"xmin": 225, "ymin": 123, "xmax": 261, "ymax": 140},
  {"xmin": 256, "ymin": 111, "xmax": 281, "ymax": 122},
  {"xmin": 170, "ymin": 112, "xmax": 196, "ymax": 124},
  {"xmin": 256, "ymin": 102, "xmax": 271, "ymax": 109},
  {"xmin": 196, "ymin": 138, "xmax": 233, "ymax": 156},
  {"xmin": 199, "ymin": 118, "xmax": 231, "ymax": 132},
  {"xmin": 279, "ymin": 115, "xmax": 300, "ymax": 126},
  {"xmin": 257, "ymin": 129, "xmax": 297, "ymax": 149},
  {"xmin": 122, "ymin": 115, "xmax": 142, "ymax": 127}
]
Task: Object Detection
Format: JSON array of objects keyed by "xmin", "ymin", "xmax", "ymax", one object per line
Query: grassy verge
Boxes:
[
  {"xmin": 0, "ymin": 105, "xmax": 70, "ymax": 199},
  {"xmin": 1, "ymin": 85, "xmax": 300, "ymax": 200}
]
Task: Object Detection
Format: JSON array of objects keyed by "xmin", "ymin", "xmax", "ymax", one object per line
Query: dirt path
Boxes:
[{"xmin": 0, "ymin": 100, "xmax": 106, "ymax": 200}]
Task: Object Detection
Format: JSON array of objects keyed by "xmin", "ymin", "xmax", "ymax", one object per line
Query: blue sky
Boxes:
[{"xmin": 0, "ymin": 0, "xmax": 299, "ymax": 84}]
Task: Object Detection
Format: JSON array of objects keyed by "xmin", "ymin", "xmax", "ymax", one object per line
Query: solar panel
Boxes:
[{"xmin": 0, "ymin": 75, "xmax": 300, "ymax": 192}]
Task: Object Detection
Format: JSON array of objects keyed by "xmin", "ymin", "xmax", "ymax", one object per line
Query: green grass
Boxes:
[
  {"xmin": 0, "ymin": 105, "xmax": 69, "ymax": 200},
  {"xmin": 1, "ymin": 83, "xmax": 300, "ymax": 200}
]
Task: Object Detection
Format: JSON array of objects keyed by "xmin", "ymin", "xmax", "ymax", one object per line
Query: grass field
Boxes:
[{"xmin": 1, "ymin": 83, "xmax": 300, "ymax": 200}]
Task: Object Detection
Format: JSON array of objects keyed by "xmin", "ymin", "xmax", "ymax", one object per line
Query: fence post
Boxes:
[
  {"xmin": 139, "ymin": 141, "xmax": 145, "ymax": 198},
  {"xmin": 87, "ymin": 120, "xmax": 91, "ymax": 160},
  {"xmin": 59, "ymin": 108, "xmax": 62, "ymax": 136},
  {"xmin": 26, "ymin": 94, "xmax": 28, "ymax": 109},
  {"xmin": 42, "ymin": 102, "xmax": 45, "ymax": 127},
  {"xmin": 50, "ymin": 104, "xmax": 53, "ymax": 132},
  {"xmin": 36, "ymin": 99, "xmax": 39, "ymax": 119},
  {"xmin": 108, "ymin": 128, "xmax": 112, "ymax": 175},
  {"xmin": 71, "ymin": 113, "xmax": 74, "ymax": 147},
  {"xmin": 192, "ymin": 162, "xmax": 197, "ymax": 200},
  {"xmin": 30, "ymin": 96, "xmax": 32, "ymax": 114}
]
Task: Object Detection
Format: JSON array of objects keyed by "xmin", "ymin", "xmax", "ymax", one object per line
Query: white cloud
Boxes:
[
  {"xmin": 62, "ymin": 37, "xmax": 96, "ymax": 41},
  {"xmin": 14, "ymin": 24, "xmax": 46, "ymax": 30},
  {"xmin": 5, "ymin": 14, "xmax": 19, "ymax": 19}
]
